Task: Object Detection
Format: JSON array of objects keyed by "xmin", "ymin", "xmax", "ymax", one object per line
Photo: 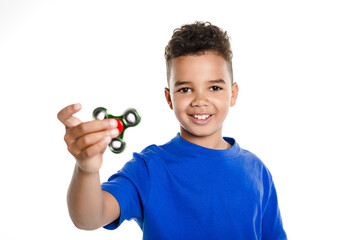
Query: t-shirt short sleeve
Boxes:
[
  {"xmin": 261, "ymin": 166, "xmax": 287, "ymax": 240},
  {"xmin": 101, "ymin": 152, "xmax": 150, "ymax": 230}
]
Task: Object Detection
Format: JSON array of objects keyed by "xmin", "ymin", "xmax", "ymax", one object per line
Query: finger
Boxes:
[
  {"xmin": 75, "ymin": 128, "xmax": 119, "ymax": 151},
  {"xmin": 69, "ymin": 118, "xmax": 118, "ymax": 140},
  {"xmin": 80, "ymin": 136, "xmax": 112, "ymax": 160},
  {"xmin": 57, "ymin": 103, "xmax": 82, "ymax": 128}
]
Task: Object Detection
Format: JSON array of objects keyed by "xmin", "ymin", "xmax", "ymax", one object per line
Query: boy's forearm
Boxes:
[{"xmin": 67, "ymin": 164, "xmax": 105, "ymax": 230}]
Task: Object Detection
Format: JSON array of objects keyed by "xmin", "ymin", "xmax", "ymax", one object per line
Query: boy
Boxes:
[{"xmin": 58, "ymin": 21, "xmax": 287, "ymax": 239}]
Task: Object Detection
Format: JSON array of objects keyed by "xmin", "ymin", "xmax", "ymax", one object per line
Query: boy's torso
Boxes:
[{"xmin": 140, "ymin": 135, "xmax": 266, "ymax": 239}]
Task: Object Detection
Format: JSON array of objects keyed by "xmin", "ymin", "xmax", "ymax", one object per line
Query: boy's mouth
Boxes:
[
  {"xmin": 192, "ymin": 114, "xmax": 211, "ymax": 120},
  {"xmin": 189, "ymin": 114, "xmax": 213, "ymax": 124}
]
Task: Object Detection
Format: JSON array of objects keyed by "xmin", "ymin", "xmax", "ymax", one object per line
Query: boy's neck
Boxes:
[{"xmin": 180, "ymin": 129, "xmax": 231, "ymax": 150}]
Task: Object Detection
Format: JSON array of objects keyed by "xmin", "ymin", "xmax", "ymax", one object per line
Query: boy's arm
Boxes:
[
  {"xmin": 261, "ymin": 174, "xmax": 287, "ymax": 239},
  {"xmin": 58, "ymin": 104, "xmax": 121, "ymax": 230},
  {"xmin": 67, "ymin": 165, "xmax": 120, "ymax": 230}
]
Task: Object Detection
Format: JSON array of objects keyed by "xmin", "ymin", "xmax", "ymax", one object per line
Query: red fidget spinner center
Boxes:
[{"xmin": 115, "ymin": 119, "xmax": 124, "ymax": 134}]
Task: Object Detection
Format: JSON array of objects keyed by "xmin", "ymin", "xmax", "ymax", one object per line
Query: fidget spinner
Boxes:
[{"xmin": 93, "ymin": 107, "xmax": 141, "ymax": 154}]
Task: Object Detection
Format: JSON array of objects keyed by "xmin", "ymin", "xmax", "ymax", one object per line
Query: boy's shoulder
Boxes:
[
  {"xmin": 134, "ymin": 134, "xmax": 181, "ymax": 156},
  {"xmin": 132, "ymin": 138, "xmax": 175, "ymax": 161}
]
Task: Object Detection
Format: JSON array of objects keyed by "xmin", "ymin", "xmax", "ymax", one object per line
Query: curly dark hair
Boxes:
[{"xmin": 165, "ymin": 21, "xmax": 233, "ymax": 85}]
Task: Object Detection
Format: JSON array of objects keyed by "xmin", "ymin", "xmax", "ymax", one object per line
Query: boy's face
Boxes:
[{"xmin": 165, "ymin": 51, "xmax": 238, "ymax": 145}]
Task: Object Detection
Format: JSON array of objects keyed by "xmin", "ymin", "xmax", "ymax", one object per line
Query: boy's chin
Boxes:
[{"xmin": 180, "ymin": 127, "xmax": 220, "ymax": 139}]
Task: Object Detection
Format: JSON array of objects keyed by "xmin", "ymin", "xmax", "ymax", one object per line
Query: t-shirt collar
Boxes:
[{"xmin": 168, "ymin": 133, "xmax": 241, "ymax": 160}]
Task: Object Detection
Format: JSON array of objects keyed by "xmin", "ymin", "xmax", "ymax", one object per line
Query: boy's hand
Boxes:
[{"xmin": 57, "ymin": 103, "xmax": 119, "ymax": 173}]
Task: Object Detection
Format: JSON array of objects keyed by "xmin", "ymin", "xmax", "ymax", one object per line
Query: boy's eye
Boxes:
[
  {"xmin": 210, "ymin": 86, "xmax": 222, "ymax": 91},
  {"xmin": 178, "ymin": 87, "xmax": 191, "ymax": 93}
]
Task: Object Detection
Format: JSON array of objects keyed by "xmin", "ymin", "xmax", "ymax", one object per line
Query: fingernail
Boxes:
[
  {"xmin": 74, "ymin": 103, "xmax": 81, "ymax": 110},
  {"xmin": 104, "ymin": 136, "xmax": 111, "ymax": 143},
  {"xmin": 110, "ymin": 119, "xmax": 118, "ymax": 127},
  {"xmin": 111, "ymin": 128, "xmax": 119, "ymax": 137}
]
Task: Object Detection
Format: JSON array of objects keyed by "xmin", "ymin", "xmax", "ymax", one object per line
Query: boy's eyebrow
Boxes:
[
  {"xmin": 174, "ymin": 79, "xmax": 226, "ymax": 87},
  {"xmin": 209, "ymin": 79, "xmax": 226, "ymax": 84},
  {"xmin": 174, "ymin": 81, "xmax": 191, "ymax": 87}
]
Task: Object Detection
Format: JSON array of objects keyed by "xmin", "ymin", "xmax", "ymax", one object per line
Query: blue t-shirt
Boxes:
[{"xmin": 101, "ymin": 134, "xmax": 287, "ymax": 239}]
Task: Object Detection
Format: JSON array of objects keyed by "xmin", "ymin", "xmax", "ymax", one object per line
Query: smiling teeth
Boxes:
[{"xmin": 193, "ymin": 114, "xmax": 210, "ymax": 120}]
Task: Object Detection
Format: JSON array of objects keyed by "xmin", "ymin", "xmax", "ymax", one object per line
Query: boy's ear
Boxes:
[
  {"xmin": 230, "ymin": 82, "xmax": 239, "ymax": 107},
  {"xmin": 164, "ymin": 88, "xmax": 173, "ymax": 110}
]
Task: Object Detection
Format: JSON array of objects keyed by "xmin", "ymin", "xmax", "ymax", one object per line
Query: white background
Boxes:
[{"xmin": 1, "ymin": 0, "xmax": 359, "ymax": 239}]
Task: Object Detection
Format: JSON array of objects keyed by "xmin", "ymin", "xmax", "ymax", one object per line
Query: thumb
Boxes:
[{"xmin": 57, "ymin": 103, "xmax": 83, "ymax": 128}]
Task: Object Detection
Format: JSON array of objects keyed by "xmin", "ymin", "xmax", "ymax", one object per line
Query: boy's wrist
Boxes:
[{"xmin": 75, "ymin": 162, "xmax": 101, "ymax": 176}]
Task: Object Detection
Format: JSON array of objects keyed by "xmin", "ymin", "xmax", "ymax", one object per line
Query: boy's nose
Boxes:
[{"xmin": 190, "ymin": 92, "xmax": 209, "ymax": 107}]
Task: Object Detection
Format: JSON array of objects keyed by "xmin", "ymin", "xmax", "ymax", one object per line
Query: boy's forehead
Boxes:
[{"xmin": 169, "ymin": 52, "xmax": 231, "ymax": 86}]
